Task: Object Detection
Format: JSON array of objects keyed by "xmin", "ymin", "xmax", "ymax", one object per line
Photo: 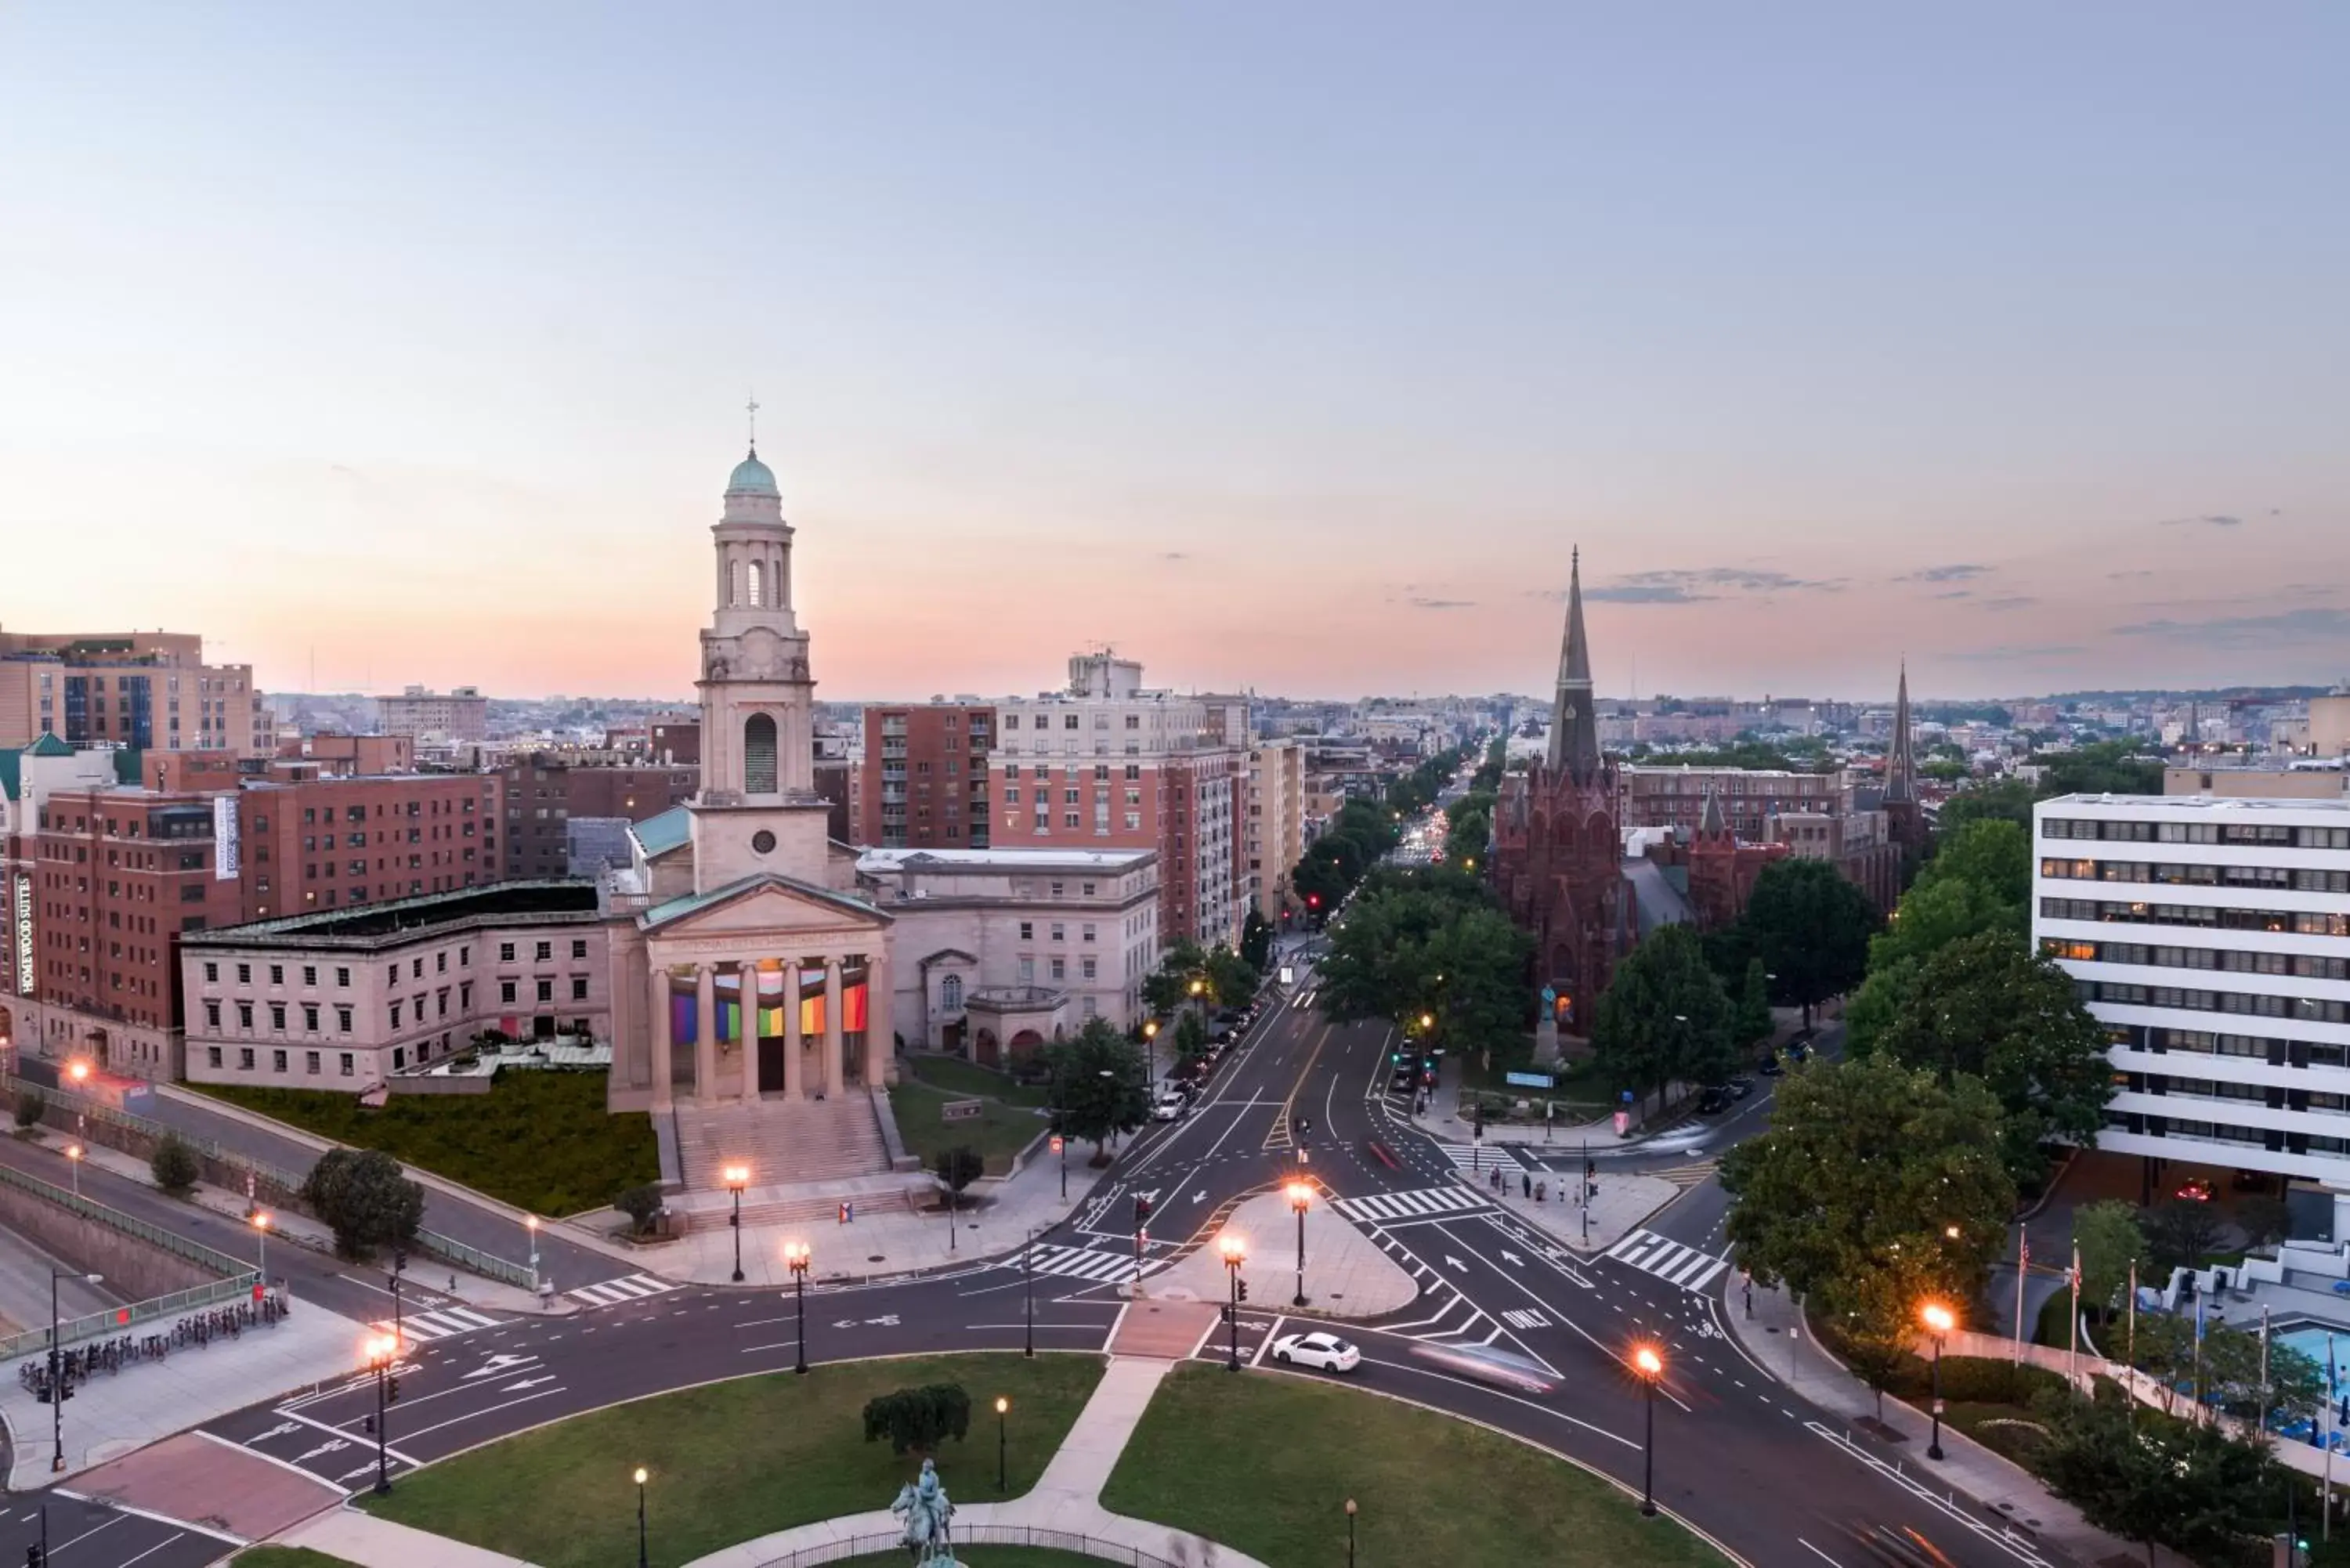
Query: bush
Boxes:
[
  {"xmin": 302, "ymin": 1147, "xmax": 425, "ymax": 1259},
  {"xmin": 615, "ymin": 1183, "xmax": 666, "ymax": 1237},
  {"xmin": 932, "ymin": 1145, "xmax": 983, "ymax": 1201},
  {"xmin": 13, "ymin": 1089, "xmax": 43, "ymax": 1129},
  {"xmin": 861, "ymin": 1384, "xmax": 971, "ymax": 1456},
  {"xmin": 151, "ymin": 1132, "xmax": 201, "ymax": 1194}
]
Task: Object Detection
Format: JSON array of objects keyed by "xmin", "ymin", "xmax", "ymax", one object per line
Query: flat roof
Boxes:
[
  {"xmin": 857, "ymin": 847, "xmax": 1155, "ymax": 873},
  {"xmin": 186, "ymin": 880, "xmax": 601, "ymax": 948},
  {"xmin": 2039, "ymin": 792, "xmax": 2350, "ymax": 815}
]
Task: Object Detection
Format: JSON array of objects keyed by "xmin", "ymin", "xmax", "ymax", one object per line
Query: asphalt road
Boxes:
[{"xmin": 175, "ymin": 986, "xmax": 2063, "ymax": 1568}]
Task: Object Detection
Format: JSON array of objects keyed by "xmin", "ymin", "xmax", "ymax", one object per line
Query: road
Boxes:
[{"xmin": 175, "ymin": 980, "xmax": 2059, "ymax": 1568}]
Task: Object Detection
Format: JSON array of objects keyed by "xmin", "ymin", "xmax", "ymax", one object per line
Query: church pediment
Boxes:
[{"xmin": 639, "ymin": 873, "xmax": 889, "ymax": 942}]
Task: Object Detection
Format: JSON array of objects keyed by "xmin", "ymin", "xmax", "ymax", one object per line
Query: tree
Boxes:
[
  {"xmin": 1739, "ymin": 858, "xmax": 1876, "ymax": 1026},
  {"xmin": 862, "ymin": 1383, "xmax": 973, "ymax": 1456},
  {"xmin": 1202, "ymin": 945, "xmax": 1260, "ymax": 1010},
  {"xmin": 1589, "ymin": 925, "xmax": 1737, "ymax": 1113},
  {"xmin": 1720, "ymin": 1058, "xmax": 2015, "ymax": 1311},
  {"xmin": 1239, "ymin": 909, "xmax": 1273, "ymax": 972},
  {"xmin": 1846, "ymin": 876, "xmax": 2022, "ymax": 1056},
  {"xmin": 615, "ymin": 1183, "xmax": 665, "ymax": 1237},
  {"xmin": 1172, "ymin": 1010, "xmax": 1208, "ymax": 1065},
  {"xmin": 2037, "ymin": 741, "xmax": 2164, "ymax": 797},
  {"xmin": 2142, "ymin": 1198, "xmax": 2226, "ymax": 1274},
  {"xmin": 12, "ymin": 1089, "xmax": 42, "ymax": 1130},
  {"xmin": 1044, "ymin": 1019, "xmax": 1150, "ymax": 1162},
  {"xmin": 1933, "ymin": 778, "xmax": 2037, "ymax": 833},
  {"xmin": 2234, "ymin": 1194, "xmax": 2291, "ymax": 1252},
  {"xmin": 1141, "ymin": 939, "xmax": 1207, "ymax": 1015},
  {"xmin": 933, "ymin": 1144, "xmax": 983, "ymax": 1223},
  {"xmin": 1875, "ymin": 930, "xmax": 2113, "ymax": 1189},
  {"xmin": 150, "ymin": 1132, "xmax": 201, "ymax": 1194},
  {"xmin": 1316, "ymin": 875, "xmax": 1530, "ymax": 1067},
  {"xmin": 1913, "ymin": 818, "xmax": 2030, "ymax": 915},
  {"xmin": 2070, "ymin": 1201, "xmax": 2147, "ymax": 1317},
  {"xmin": 1733, "ymin": 958, "xmax": 1773, "ymax": 1051},
  {"xmin": 300, "ymin": 1147, "xmax": 425, "ymax": 1259},
  {"xmin": 2036, "ymin": 1388, "xmax": 2273, "ymax": 1568}
]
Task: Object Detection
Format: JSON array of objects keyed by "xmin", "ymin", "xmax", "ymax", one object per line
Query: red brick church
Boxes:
[{"xmin": 1494, "ymin": 551, "xmax": 1622, "ymax": 1029}]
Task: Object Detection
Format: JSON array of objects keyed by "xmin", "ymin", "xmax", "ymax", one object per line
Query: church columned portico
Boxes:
[{"xmin": 644, "ymin": 944, "xmax": 894, "ymax": 1109}]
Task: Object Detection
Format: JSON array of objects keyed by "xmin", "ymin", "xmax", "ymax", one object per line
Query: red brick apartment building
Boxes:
[{"xmin": 860, "ymin": 703, "xmax": 996, "ymax": 849}]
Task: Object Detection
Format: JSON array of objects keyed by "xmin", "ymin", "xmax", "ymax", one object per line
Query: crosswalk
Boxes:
[
  {"xmin": 1332, "ymin": 1186, "xmax": 1490, "ymax": 1225},
  {"xmin": 1009, "ymin": 1242, "xmax": 1150, "ymax": 1285},
  {"xmin": 1431, "ymin": 1142, "xmax": 1523, "ymax": 1175},
  {"xmin": 374, "ymin": 1306, "xmax": 501, "ymax": 1343},
  {"xmin": 568, "ymin": 1273, "xmax": 682, "ymax": 1308},
  {"xmin": 1648, "ymin": 1159, "xmax": 1719, "ymax": 1192},
  {"xmin": 1605, "ymin": 1229, "xmax": 1731, "ymax": 1292}
]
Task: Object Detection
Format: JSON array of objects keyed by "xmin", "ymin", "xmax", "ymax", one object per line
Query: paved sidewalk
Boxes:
[
  {"xmin": 1723, "ymin": 1275, "xmax": 2185, "ymax": 1568},
  {"xmin": 1141, "ymin": 1188, "xmax": 1419, "ymax": 1318},
  {"xmin": 277, "ymin": 1507, "xmax": 536, "ymax": 1567},
  {"xmin": 644, "ymin": 1140, "xmax": 1114, "ymax": 1287},
  {"xmin": 684, "ymin": 1358, "xmax": 1273, "ymax": 1568},
  {"xmin": 1481, "ymin": 1169, "xmax": 1679, "ymax": 1255}
]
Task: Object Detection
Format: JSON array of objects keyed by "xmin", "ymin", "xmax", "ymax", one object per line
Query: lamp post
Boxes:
[
  {"xmin": 251, "ymin": 1210, "xmax": 270, "ymax": 1284},
  {"xmin": 66, "ymin": 1059, "xmax": 89, "ymax": 1144},
  {"xmin": 1632, "ymin": 1343, "xmax": 1664, "ymax": 1517},
  {"xmin": 1921, "ymin": 1302, "xmax": 1954, "ymax": 1461},
  {"xmin": 1142, "ymin": 1018, "xmax": 1159, "ymax": 1093},
  {"xmin": 784, "ymin": 1241, "xmax": 810, "ymax": 1374},
  {"xmin": 634, "ymin": 1466, "xmax": 650, "ymax": 1568},
  {"xmin": 49, "ymin": 1267, "xmax": 103, "ymax": 1472},
  {"xmin": 1220, "ymin": 1234, "xmax": 1247, "ymax": 1371},
  {"xmin": 1054, "ymin": 1131, "xmax": 1066, "ymax": 1201},
  {"xmin": 1287, "ymin": 1182, "xmax": 1312, "ymax": 1307},
  {"xmin": 365, "ymin": 1332, "xmax": 399, "ymax": 1494},
  {"xmin": 526, "ymin": 1213, "xmax": 540, "ymax": 1297},
  {"xmin": 995, "ymin": 1395, "xmax": 1009, "ymax": 1492},
  {"xmin": 1345, "ymin": 1498, "xmax": 1358, "ymax": 1568},
  {"xmin": 63, "ymin": 1143, "xmax": 81, "ymax": 1198},
  {"xmin": 724, "ymin": 1163, "xmax": 750, "ymax": 1282}
]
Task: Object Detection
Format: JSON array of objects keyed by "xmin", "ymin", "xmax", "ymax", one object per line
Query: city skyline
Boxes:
[{"xmin": 3, "ymin": 5, "xmax": 2344, "ymax": 701}]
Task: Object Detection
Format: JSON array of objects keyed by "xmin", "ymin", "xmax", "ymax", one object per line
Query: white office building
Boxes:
[{"xmin": 2034, "ymin": 793, "xmax": 2350, "ymax": 1188}]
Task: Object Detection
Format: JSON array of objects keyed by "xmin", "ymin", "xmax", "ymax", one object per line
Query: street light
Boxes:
[
  {"xmin": 995, "ymin": 1395, "xmax": 1010, "ymax": 1492},
  {"xmin": 1345, "ymin": 1498, "xmax": 1358, "ymax": 1568},
  {"xmin": 784, "ymin": 1241, "xmax": 811, "ymax": 1375},
  {"xmin": 1286, "ymin": 1182, "xmax": 1312, "ymax": 1307},
  {"xmin": 63, "ymin": 1143, "xmax": 82, "ymax": 1198},
  {"xmin": 1142, "ymin": 1018, "xmax": 1159, "ymax": 1090},
  {"xmin": 1632, "ymin": 1343, "xmax": 1664, "ymax": 1517},
  {"xmin": 723, "ymin": 1163, "xmax": 750, "ymax": 1282},
  {"xmin": 526, "ymin": 1213, "xmax": 541, "ymax": 1299},
  {"xmin": 251, "ymin": 1210, "xmax": 271, "ymax": 1284},
  {"xmin": 1220, "ymin": 1234, "xmax": 1248, "ymax": 1371},
  {"xmin": 48, "ymin": 1267, "xmax": 103, "ymax": 1472},
  {"xmin": 364, "ymin": 1332, "xmax": 400, "ymax": 1494},
  {"xmin": 633, "ymin": 1466, "xmax": 650, "ymax": 1568},
  {"xmin": 1920, "ymin": 1301, "xmax": 1955, "ymax": 1460}
]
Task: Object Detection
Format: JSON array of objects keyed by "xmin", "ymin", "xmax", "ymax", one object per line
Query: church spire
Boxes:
[
  {"xmin": 1885, "ymin": 661, "xmax": 1917, "ymax": 806},
  {"xmin": 1698, "ymin": 781, "xmax": 1727, "ymax": 840},
  {"xmin": 1546, "ymin": 547, "xmax": 1603, "ymax": 785}
]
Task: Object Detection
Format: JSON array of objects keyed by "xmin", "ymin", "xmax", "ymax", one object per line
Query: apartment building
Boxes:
[
  {"xmin": 1246, "ymin": 740, "xmax": 1306, "ymax": 924},
  {"xmin": 377, "ymin": 685, "xmax": 490, "ymax": 742},
  {"xmin": 179, "ymin": 881, "xmax": 611, "ymax": 1091},
  {"xmin": 2033, "ymin": 793, "xmax": 2350, "ymax": 1187},
  {"xmin": 497, "ymin": 755, "xmax": 697, "ymax": 880},
  {"xmin": 237, "ymin": 771, "xmax": 505, "ymax": 919},
  {"xmin": 0, "ymin": 630, "xmax": 266, "ymax": 757},
  {"xmin": 990, "ymin": 654, "xmax": 1242, "ymax": 950},
  {"xmin": 859, "ymin": 703, "xmax": 994, "ymax": 849}
]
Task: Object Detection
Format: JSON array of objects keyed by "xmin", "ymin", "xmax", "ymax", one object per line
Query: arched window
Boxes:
[
  {"xmin": 940, "ymin": 974, "xmax": 964, "ymax": 1011},
  {"xmin": 747, "ymin": 561, "xmax": 765, "ymax": 607},
  {"xmin": 743, "ymin": 714, "xmax": 778, "ymax": 794},
  {"xmin": 728, "ymin": 558, "xmax": 743, "ymax": 606}
]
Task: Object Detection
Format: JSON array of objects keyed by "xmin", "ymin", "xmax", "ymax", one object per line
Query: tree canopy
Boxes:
[
  {"xmin": 1589, "ymin": 923, "xmax": 1738, "ymax": 1111},
  {"xmin": 1317, "ymin": 869, "xmax": 1530, "ymax": 1065},
  {"xmin": 1043, "ymin": 1019, "xmax": 1151, "ymax": 1158},
  {"xmin": 301, "ymin": 1147, "xmax": 425, "ymax": 1260},
  {"xmin": 1739, "ymin": 857, "xmax": 1877, "ymax": 1023}
]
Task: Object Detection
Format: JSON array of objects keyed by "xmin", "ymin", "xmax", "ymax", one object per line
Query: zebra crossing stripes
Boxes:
[
  {"xmin": 375, "ymin": 1306, "xmax": 501, "ymax": 1342},
  {"xmin": 1649, "ymin": 1159, "xmax": 1719, "ymax": 1192},
  {"xmin": 1500, "ymin": 1307, "xmax": 1550, "ymax": 1330},
  {"xmin": 1332, "ymin": 1186, "xmax": 1489, "ymax": 1224},
  {"xmin": 1010, "ymin": 1243, "xmax": 1146, "ymax": 1285},
  {"xmin": 1431, "ymin": 1142, "xmax": 1522, "ymax": 1175},
  {"xmin": 569, "ymin": 1273, "xmax": 682, "ymax": 1308},
  {"xmin": 1605, "ymin": 1229, "xmax": 1731, "ymax": 1292}
]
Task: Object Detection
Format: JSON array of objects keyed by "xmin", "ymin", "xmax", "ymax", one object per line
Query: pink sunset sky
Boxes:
[{"xmin": 2, "ymin": 5, "xmax": 2342, "ymax": 703}]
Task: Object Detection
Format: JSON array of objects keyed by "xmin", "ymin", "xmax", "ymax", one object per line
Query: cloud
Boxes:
[
  {"xmin": 1578, "ymin": 567, "xmax": 1843, "ymax": 605},
  {"xmin": 1946, "ymin": 643, "xmax": 2087, "ymax": 663},
  {"xmin": 2157, "ymin": 514, "xmax": 2244, "ymax": 529},
  {"xmin": 2106, "ymin": 569, "xmax": 2155, "ymax": 580},
  {"xmin": 1897, "ymin": 564, "xmax": 1990, "ymax": 583},
  {"xmin": 1406, "ymin": 595, "xmax": 1477, "ymax": 610},
  {"xmin": 2111, "ymin": 606, "xmax": 2350, "ymax": 647},
  {"xmin": 1979, "ymin": 596, "xmax": 2037, "ymax": 612},
  {"xmin": 1158, "ymin": 551, "xmax": 1191, "ymax": 562},
  {"xmin": 1932, "ymin": 590, "xmax": 1972, "ymax": 600}
]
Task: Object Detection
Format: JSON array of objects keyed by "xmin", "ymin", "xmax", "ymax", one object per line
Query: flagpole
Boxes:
[
  {"xmin": 2069, "ymin": 1244, "xmax": 2081, "ymax": 1382},
  {"xmin": 2326, "ymin": 1332, "xmax": 2336, "ymax": 1545},
  {"xmin": 2014, "ymin": 1231, "xmax": 2028, "ymax": 1365},
  {"xmin": 2259, "ymin": 1306, "xmax": 2271, "ymax": 1445},
  {"xmin": 2126, "ymin": 1259, "xmax": 2138, "ymax": 1429}
]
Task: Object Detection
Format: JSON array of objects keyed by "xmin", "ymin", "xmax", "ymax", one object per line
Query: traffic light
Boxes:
[
  {"xmin": 1296, "ymin": 1117, "xmax": 1311, "ymax": 1136},
  {"xmin": 1133, "ymin": 1194, "xmax": 1152, "ymax": 1223},
  {"xmin": 1237, "ymin": 1279, "xmax": 1250, "ymax": 1303},
  {"xmin": 28, "ymin": 1542, "xmax": 46, "ymax": 1566},
  {"xmin": 1220, "ymin": 1303, "xmax": 1234, "ymax": 1324},
  {"xmin": 389, "ymin": 1376, "xmax": 403, "ymax": 1404},
  {"xmin": 57, "ymin": 1371, "xmax": 73, "ymax": 1403},
  {"xmin": 392, "ymin": 1248, "xmax": 407, "ymax": 1275},
  {"xmin": 1585, "ymin": 1156, "xmax": 1597, "ymax": 1180},
  {"xmin": 1307, "ymin": 894, "xmax": 1320, "ymax": 909}
]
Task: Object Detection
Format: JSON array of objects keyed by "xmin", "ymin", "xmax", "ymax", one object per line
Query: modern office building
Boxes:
[
  {"xmin": 2034, "ymin": 793, "xmax": 2350, "ymax": 1188},
  {"xmin": 377, "ymin": 685, "xmax": 490, "ymax": 742},
  {"xmin": 0, "ymin": 630, "xmax": 266, "ymax": 757}
]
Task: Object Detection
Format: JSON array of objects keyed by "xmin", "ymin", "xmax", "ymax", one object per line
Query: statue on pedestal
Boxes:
[{"xmin": 891, "ymin": 1457, "xmax": 957, "ymax": 1566}]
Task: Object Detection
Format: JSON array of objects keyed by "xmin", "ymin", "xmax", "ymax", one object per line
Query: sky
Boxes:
[{"xmin": 2, "ymin": 3, "xmax": 2344, "ymax": 704}]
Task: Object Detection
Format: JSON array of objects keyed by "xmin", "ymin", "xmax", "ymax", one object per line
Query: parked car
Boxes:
[
  {"xmin": 1152, "ymin": 1090, "xmax": 1187, "ymax": 1122},
  {"xmin": 1271, "ymin": 1331, "xmax": 1361, "ymax": 1373},
  {"xmin": 1758, "ymin": 1055, "xmax": 1784, "ymax": 1077},
  {"xmin": 1696, "ymin": 1086, "xmax": 1730, "ymax": 1115},
  {"xmin": 1727, "ymin": 1075, "xmax": 1755, "ymax": 1099}
]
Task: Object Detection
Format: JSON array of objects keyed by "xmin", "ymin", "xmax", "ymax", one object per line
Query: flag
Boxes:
[{"xmin": 2195, "ymin": 1291, "xmax": 2207, "ymax": 1342}]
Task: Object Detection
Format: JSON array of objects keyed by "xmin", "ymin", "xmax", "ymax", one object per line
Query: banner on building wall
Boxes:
[
  {"xmin": 212, "ymin": 795, "xmax": 240, "ymax": 881},
  {"xmin": 11, "ymin": 874, "xmax": 31, "ymax": 995}
]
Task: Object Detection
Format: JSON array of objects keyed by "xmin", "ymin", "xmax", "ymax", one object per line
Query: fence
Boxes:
[
  {"xmin": 0, "ymin": 1161, "xmax": 254, "ymax": 1278},
  {"xmin": 749, "ymin": 1525, "xmax": 1184, "ymax": 1568},
  {"xmin": 4, "ymin": 1071, "xmax": 535, "ymax": 1290}
]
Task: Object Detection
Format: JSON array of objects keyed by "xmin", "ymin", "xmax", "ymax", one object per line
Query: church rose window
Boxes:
[
  {"xmin": 751, "ymin": 829, "xmax": 776, "ymax": 854},
  {"xmin": 744, "ymin": 714, "xmax": 779, "ymax": 794}
]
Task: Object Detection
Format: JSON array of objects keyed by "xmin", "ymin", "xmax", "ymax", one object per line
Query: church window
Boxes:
[
  {"xmin": 747, "ymin": 560, "xmax": 765, "ymax": 606},
  {"xmin": 729, "ymin": 559, "xmax": 743, "ymax": 605},
  {"xmin": 744, "ymin": 714, "xmax": 779, "ymax": 794},
  {"xmin": 941, "ymin": 974, "xmax": 964, "ymax": 1010}
]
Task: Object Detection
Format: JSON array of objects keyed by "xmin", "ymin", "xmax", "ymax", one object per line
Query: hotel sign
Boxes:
[
  {"xmin": 12, "ymin": 873, "xmax": 31, "ymax": 995},
  {"xmin": 213, "ymin": 795, "xmax": 240, "ymax": 880}
]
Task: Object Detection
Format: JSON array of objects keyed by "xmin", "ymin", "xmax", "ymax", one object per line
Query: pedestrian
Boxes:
[
  {"xmin": 1535, "ymin": 1180, "xmax": 1546, "ymax": 1203},
  {"xmin": 1521, "ymin": 1172, "xmax": 1531, "ymax": 1199}
]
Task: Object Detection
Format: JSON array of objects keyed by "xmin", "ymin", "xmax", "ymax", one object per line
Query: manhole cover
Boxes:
[
  {"xmin": 868, "ymin": 1255, "xmax": 886, "ymax": 1263},
  {"xmin": 1332, "ymin": 1292, "xmax": 1345, "ymax": 1300}
]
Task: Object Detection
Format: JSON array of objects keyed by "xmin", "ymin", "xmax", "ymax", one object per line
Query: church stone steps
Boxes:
[{"xmin": 672, "ymin": 1097, "xmax": 890, "ymax": 1191}]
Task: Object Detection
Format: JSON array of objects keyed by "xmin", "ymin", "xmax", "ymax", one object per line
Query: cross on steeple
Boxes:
[{"xmin": 746, "ymin": 393, "xmax": 761, "ymax": 453}]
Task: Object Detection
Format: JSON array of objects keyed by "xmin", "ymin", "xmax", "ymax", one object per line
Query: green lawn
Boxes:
[
  {"xmin": 1100, "ymin": 1364, "xmax": 1730, "ymax": 1567},
  {"xmin": 891, "ymin": 1078, "xmax": 1050, "ymax": 1176},
  {"xmin": 905, "ymin": 1053, "xmax": 1051, "ymax": 1107},
  {"xmin": 233, "ymin": 1550, "xmax": 361, "ymax": 1567},
  {"xmin": 197, "ymin": 1070, "xmax": 655, "ymax": 1216},
  {"xmin": 361, "ymin": 1353, "xmax": 1104, "ymax": 1568}
]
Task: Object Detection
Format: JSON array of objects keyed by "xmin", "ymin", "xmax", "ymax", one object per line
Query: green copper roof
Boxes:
[
  {"xmin": 0, "ymin": 751, "xmax": 18, "ymax": 803},
  {"xmin": 632, "ymin": 805, "xmax": 691, "ymax": 857},
  {"xmin": 727, "ymin": 449, "xmax": 779, "ymax": 497},
  {"xmin": 25, "ymin": 734, "xmax": 73, "ymax": 757},
  {"xmin": 113, "ymin": 747, "xmax": 144, "ymax": 785}
]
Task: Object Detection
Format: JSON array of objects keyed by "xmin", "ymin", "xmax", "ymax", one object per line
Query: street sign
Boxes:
[
  {"xmin": 942, "ymin": 1099, "xmax": 983, "ymax": 1123},
  {"xmin": 1505, "ymin": 1071, "xmax": 1554, "ymax": 1089},
  {"xmin": 1278, "ymin": 966, "xmax": 1294, "ymax": 985},
  {"xmin": 1612, "ymin": 1111, "xmax": 1629, "ymax": 1136}
]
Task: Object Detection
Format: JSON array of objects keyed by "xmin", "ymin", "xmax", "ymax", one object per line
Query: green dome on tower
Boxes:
[{"xmin": 727, "ymin": 448, "xmax": 779, "ymax": 497}]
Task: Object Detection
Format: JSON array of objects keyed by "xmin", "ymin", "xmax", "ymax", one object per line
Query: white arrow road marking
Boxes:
[
  {"xmin": 294, "ymin": 1440, "xmax": 349, "ymax": 1465},
  {"xmin": 251, "ymin": 1421, "xmax": 303, "ymax": 1443},
  {"xmin": 1192, "ymin": 1190, "xmax": 1207, "ymax": 1203},
  {"xmin": 1502, "ymin": 1250, "xmax": 1525, "ymax": 1267},
  {"xmin": 501, "ymin": 1376, "xmax": 559, "ymax": 1392},
  {"xmin": 463, "ymin": 1353, "xmax": 537, "ymax": 1381},
  {"xmin": 865, "ymin": 1315, "xmax": 901, "ymax": 1327},
  {"xmin": 1446, "ymin": 1255, "xmax": 1468, "ymax": 1272},
  {"xmin": 340, "ymin": 1461, "xmax": 396, "ymax": 1483},
  {"xmin": 833, "ymin": 1319, "xmax": 859, "ymax": 1328},
  {"xmin": 1238, "ymin": 1319, "xmax": 1272, "ymax": 1331}
]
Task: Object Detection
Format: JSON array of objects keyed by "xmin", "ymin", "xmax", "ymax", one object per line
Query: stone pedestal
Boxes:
[{"xmin": 1533, "ymin": 1018, "xmax": 1561, "ymax": 1068}]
